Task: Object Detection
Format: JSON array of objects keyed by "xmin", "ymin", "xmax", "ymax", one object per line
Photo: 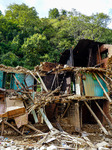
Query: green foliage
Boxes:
[
  {"xmin": 22, "ymin": 33, "xmax": 50, "ymax": 69},
  {"xmin": 0, "ymin": 4, "xmax": 112, "ymax": 69},
  {"xmin": 48, "ymin": 8, "xmax": 60, "ymax": 19},
  {"xmin": 1, "ymin": 52, "xmax": 19, "ymax": 66}
]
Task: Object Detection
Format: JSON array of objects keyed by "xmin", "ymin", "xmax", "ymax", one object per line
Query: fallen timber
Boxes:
[{"xmin": 0, "ymin": 64, "xmax": 112, "ymax": 149}]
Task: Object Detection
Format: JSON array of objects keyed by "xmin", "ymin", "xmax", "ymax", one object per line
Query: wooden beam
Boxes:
[
  {"xmin": 104, "ymin": 74, "xmax": 112, "ymax": 82},
  {"xmin": 36, "ymin": 72, "xmax": 48, "ymax": 92},
  {"xmin": 97, "ymin": 72, "xmax": 109, "ymax": 87},
  {"xmin": 95, "ymin": 101, "xmax": 112, "ymax": 128},
  {"xmin": 25, "ymin": 124, "xmax": 43, "ymax": 134},
  {"xmin": 4, "ymin": 121, "xmax": 23, "ymax": 135},
  {"xmin": 84, "ymin": 101, "xmax": 108, "ymax": 135},
  {"xmin": 93, "ymin": 73, "xmax": 111, "ymax": 102},
  {"xmin": 27, "ymin": 71, "xmax": 40, "ymax": 84},
  {"xmin": 39, "ymin": 108, "xmax": 54, "ymax": 131}
]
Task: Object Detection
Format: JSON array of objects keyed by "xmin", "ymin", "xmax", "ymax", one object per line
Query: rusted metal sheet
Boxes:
[{"xmin": 82, "ymin": 72, "xmax": 108, "ymax": 96}]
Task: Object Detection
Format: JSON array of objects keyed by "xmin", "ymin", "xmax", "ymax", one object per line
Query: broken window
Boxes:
[
  {"xmin": 2, "ymin": 72, "xmax": 15, "ymax": 89},
  {"xmin": 101, "ymin": 49, "xmax": 108, "ymax": 60}
]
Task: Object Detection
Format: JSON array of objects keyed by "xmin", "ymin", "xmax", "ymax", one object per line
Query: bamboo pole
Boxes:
[
  {"xmin": 84, "ymin": 101, "xmax": 108, "ymax": 135},
  {"xmin": 95, "ymin": 101, "xmax": 112, "ymax": 128},
  {"xmin": 93, "ymin": 73, "xmax": 111, "ymax": 102}
]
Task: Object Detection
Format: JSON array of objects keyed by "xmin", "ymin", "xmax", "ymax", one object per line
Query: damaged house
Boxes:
[{"xmin": 0, "ymin": 39, "xmax": 112, "ymax": 146}]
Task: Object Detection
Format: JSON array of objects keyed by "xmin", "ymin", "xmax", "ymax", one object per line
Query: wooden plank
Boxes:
[
  {"xmin": 95, "ymin": 101, "xmax": 112, "ymax": 128},
  {"xmin": 84, "ymin": 101, "xmax": 108, "ymax": 135},
  {"xmin": 93, "ymin": 73, "xmax": 111, "ymax": 102}
]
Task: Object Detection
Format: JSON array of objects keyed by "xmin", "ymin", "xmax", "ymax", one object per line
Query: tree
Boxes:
[
  {"xmin": 1, "ymin": 52, "xmax": 19, "ymax": 66},
  {"xmin": 60, "ymin": 9, "xmax": 67, "ymax": 16},
  {"xmin": 5, "ymin": 3, "xmax": 40, "ymax": 35},
  {"xmin": 22, "ymin": 33, "xmax": 50, "ymax": 69},
  {"xmin": 0, "ymin": 10, "xmax": 2, "ymax": 16},
  {"xmin": 48, "ymin": 8, "xmax": 60, "ymax": 19}
]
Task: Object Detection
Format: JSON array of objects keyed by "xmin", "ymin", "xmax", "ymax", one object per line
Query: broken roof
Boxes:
[{"xmin": 59, "ymin": 39, "xmax": 103, "ymax": 67}]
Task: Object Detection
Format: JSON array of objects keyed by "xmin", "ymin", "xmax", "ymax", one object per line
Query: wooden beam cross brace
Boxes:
[{"xmin": 84, "ymin": 101, "xmax": 108, "ymax": 135}]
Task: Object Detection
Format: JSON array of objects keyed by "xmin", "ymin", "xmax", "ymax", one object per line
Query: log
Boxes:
[
  {"xmin": 84, "ymin": 101, "xmax": 108, "ymax": 135},
  {"xmin": 93, "ymin": 73, "xmax": 111, "ymax": 102},
  {"xmin": 95, "ymin": 101, "xmax": 112, "ymax": 128}
]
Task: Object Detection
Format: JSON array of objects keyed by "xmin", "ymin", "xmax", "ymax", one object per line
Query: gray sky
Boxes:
[{"xmin": 0, "ymin": 0, "xmax": 112, "ymax": 28}]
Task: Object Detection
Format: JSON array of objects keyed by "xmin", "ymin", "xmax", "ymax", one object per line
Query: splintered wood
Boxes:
[
  {"xmin": 0, "ymin": 64, "xmax": 112, "ymax": 149},
  {"xmin": 25, "ymin": 129, "xmax": 95, "ymax": 149}
]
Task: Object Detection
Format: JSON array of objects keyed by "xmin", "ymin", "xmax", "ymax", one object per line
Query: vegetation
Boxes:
[{"xmin": 0, "ymin": 3, "xmax": 112, "ymax": 69}]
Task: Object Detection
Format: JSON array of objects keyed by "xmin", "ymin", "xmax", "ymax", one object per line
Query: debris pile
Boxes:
[{"xmin": 0, "ymin": 63, "xmax": 112, "ymax": 149}]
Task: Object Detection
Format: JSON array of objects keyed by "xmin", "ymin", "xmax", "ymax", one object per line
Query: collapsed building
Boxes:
[{"xmin": 0, "ymin": 39, "xmax": 112, "ymax": 149}]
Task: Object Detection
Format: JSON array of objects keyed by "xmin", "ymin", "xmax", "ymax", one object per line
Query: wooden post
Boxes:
[
  {"xmin": 74, "ymin": 102, "xmax": 80, "ymax": 132},
  {"xmin": 95, "ymin": 101, "xmax": 112, "ymax": 128},
  {"xmin": 88, "ymin": 48, "xmax": 92, "ymax": 67},
  {"xmin": 84, "ymin": 101, "xmax": 108, "ymax": 135},
  {"xmin": 93, "ymin": 73, "xmax": 111, "ymax": 102},
  {"xmin": 1, "ymin": 121, "xmax": 4, "ymax": 136},
  {"xmin": 69, "ymin": 102, "xmax": 80, "ymax": 132},
  {"xmin": 75, "ymin": 74, "xmax": 81, "ymax": 96}
]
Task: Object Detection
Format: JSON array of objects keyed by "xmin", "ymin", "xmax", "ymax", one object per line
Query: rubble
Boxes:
[{"xmin": 0, "ymin": 63, "xmax": 112, "ymax": 149}]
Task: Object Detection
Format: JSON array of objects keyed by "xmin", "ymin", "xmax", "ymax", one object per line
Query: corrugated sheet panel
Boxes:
[
  {"xmin": 0, "ymin": 71, "xmax": 3, "ymax": 88},
  {"xmin": 14, "ymin": 73, "xmax": 25, "ymax": 90},
  {"xmin": 83, "ymin": 72, "xmax": 108, "ymax": 96},
  {"xmin": 25, "ymin": 75, "xmax": 34, "ymax": 89}
]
